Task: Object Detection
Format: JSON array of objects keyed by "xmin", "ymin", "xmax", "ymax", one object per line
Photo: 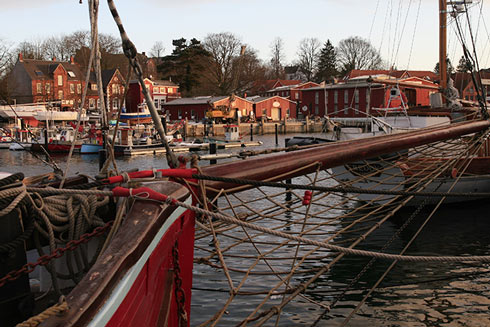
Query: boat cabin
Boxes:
[{"xmin": 224, "ymin": 124, "xmax": 240, "ymax": 142}]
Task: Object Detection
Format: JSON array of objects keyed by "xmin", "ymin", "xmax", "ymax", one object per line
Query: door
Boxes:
[{"xmin": 271, "ymin": 108, "xmax": 281, "ymax": 120}]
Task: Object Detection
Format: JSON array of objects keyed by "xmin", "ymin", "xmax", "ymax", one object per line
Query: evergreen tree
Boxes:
[
  {"xmin": 434, "ymin": 57, "xmax": 454, "ymax": 76},
  {"xmin": 157, "ymin": 38, "xmax": 210, "ymax": 96},
  {"xmin": 456, "ymin": 55, "xmax": 472, "ymax": 73},
  {"xmin": 315, "ymin": 40, "xmax": 337, "ymax": 83}
]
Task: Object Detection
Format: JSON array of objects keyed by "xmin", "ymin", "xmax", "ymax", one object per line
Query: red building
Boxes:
[
  {"xmin": 163, "ymin": 96, "xmax": 253, "ymax": 122},
  {"xmin": 251, "ymin": 79, "xmax": 301, "ymax": 96},
  {"xmin": 9, "ymin": 54, "xmax": 86, "ymax": 110},
  {"xmin": 126, "ymin": 78, "xmax": 180, "ymax": 113},
  {"xmin": 247, "ymin": 96, "xmax": 297, "ymax": 120},
  {"xmin": 453, "ymin": 72, "xmax": 490, "ymax": 102},
  {"xmin": 86, "ymin": 69, "xmax": 126, "ymax": 118},
  {"xmin": 300, "ymin": 77, "xmax": 437, "ymax": 118}
]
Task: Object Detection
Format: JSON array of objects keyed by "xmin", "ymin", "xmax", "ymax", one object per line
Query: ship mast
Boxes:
[{"xmin": 439, "ymin": 0, "xmax": 448, "ymax": 90}]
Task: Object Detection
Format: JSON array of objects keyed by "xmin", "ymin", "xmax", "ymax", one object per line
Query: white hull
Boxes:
[
  {"xmin": 332, "ymin": 163, "xmax": 490, "ymax": 206},
  {"xmin": 9, "ymin": 142, "xmax": 32, "ymax": 151}
]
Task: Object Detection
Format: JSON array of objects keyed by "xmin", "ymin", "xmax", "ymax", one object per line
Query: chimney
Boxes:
[
  {"xmin": 18, "ymin": 53, "xmax": 23, "ymax": 62},
  {"xmin": 52, "ymin": 57, "xmax": 56, "ymax": 61},
  {"xmin": 70, "ymin": 56, "xmax": 75, "ymax": 64},
  {"xmin": 142, "ymin": 52, "xmax": 146, "ymax": 57}
]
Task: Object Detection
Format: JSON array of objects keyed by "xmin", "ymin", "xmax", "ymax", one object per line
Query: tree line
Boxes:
[{"xmin": 0, "ymin": 30, "xmax": 476, "ymax": 101}]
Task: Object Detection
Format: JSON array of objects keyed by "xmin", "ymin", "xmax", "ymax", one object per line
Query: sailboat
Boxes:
[{"xmin": 2, "ymin": 1, "xmax": 490, "ymax": 327}]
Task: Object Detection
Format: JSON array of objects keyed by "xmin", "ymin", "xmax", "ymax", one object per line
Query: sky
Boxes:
[{"xmin": 1, "ymin": 0, "xmax": 490, "ymax": 71}]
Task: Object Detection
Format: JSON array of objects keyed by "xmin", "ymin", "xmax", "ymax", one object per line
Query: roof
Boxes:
[
  {"xmin": 19, "ymin": 58, "xmax": 84, "ymax": 82},
  {"xmin": 89, "ymin": 69, "xmax": 124, "ymax": 89},
  {"xmin": 346, "ymin": 69, "xmax": 438, "ymax": 81},
  {"xmin": 164, "ymin": 96, "xmax": 228, "ymax": 106},
  {"xmin": 305, "ymin": 82, "xmax": 384, "ymax": 91},
  {"xmin": 147, "ymin": 79, "xmax": 179, "ymax": 87},
  {"xmin": 247, "ymin": 95, "xmax": 296, "ymax": 104}
]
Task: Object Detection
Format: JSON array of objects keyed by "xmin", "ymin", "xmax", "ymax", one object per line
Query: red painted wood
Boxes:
[{"xmin": 106, "ymin": 209, "xmax": 195, "ymax": 327}]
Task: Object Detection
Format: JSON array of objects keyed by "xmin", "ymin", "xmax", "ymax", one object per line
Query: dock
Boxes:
[{"xmin": 122, "ymin": 141, "xmax": 263, "ymax": 156}]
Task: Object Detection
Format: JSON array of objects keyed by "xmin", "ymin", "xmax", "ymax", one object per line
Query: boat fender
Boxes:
[{"xmin": 303, "ymin": 191, "xmax": 312, "ymax": 205}]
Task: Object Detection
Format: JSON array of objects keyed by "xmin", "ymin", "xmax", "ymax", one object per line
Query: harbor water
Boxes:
[{"xmin": 2, "ymin": 133, "xmax": 490, "ymax": 326}]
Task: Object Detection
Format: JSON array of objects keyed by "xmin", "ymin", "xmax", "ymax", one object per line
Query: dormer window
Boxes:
[
  {"xmin": 35, "ymin": 71, "xmax": 43, "ymax": 76},
  {"xmin": 67, "ymin": 71, "xmax": 76, "ymax": 78}
]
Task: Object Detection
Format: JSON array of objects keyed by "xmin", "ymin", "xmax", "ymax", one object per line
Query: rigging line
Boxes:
[
  {"xmin": 405, "ymin": 0, "xmax": 421, "ymax": 70},
  {"xmin": 60, "ymin": 0, "xmax": 98, "ymax": 188},
  {"xmin": 378, "ymin": 0, "xmax": 391, "ymax": 56},
  {"xmin": 393, "ymin": 0, "xmax": 413, "ymax": 69},
  {"xmin": 339, "ymin": 133, "xmax": 486, "ymax": 326},
  {"xmin": 0, "ymin": 100, "xmax": 61, "ymax": 173},
  {"xmin": 368, "ymin": 0, "xmax": 381, "ymax": 42},
  {"xmin": 106, "ymin": 0, "xmax": 178, "ymax": 168}
]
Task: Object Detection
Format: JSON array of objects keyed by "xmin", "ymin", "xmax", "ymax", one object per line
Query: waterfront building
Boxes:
[
  {"xmin": 9, "ymin": 54, "xmax": 86, "ymax": 110},
  {"xmin": 126, "ymin": 78, "xmax": 180, "ymax": 113},
  {"xmin": 247, "ymin": 95, "xmax": 297, "ymax": 120}
]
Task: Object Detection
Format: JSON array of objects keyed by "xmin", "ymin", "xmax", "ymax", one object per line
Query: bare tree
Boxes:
[
  {"xmin": 296, "ymin": 38, "xmax": 321, "ymax": 81},
  {"xmin": 15, "ymin": 39, "xmax": 47, "ymax": 60},
  {"xmin": 99, "ymin": 33, "xmax": 122, "ymax": 54},
  {"xmin": 150, "ymin": 41, "xmax": 165, "ymax": 58},
  {"xmin": 336, "ymin": 36, "xmax": 383, "ymax": 75},
  {"xmin": 269, "ymin": 37, "xmax": 285, "ymax": 79},
  {"xmin": 0, "ymin": 38, "xmax": 13, "ymax": 78},
  {"xmin": 65, "ymin": 30, "xmax": 90, "ymax": 55},
  {"xmin": 202, "ymin": 32, "xmax": 243, "ymax": 95},
  {"xmin": 43, "ymin": 36, "xmax": 72, "ymax": 62}
]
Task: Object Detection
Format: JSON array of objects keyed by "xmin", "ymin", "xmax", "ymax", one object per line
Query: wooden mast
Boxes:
[{"xmin": 439, "ymin": 0, "xmax": 448, "ymax": 90}]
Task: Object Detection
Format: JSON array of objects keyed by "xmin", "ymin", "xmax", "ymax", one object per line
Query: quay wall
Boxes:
[{"xmin": 182, "ymin": 118, "xmax": 328, "ymax": 137}]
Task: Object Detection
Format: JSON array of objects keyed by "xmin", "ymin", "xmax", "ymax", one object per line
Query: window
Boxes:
[
  {"xmin": 91, "ymin": 84, "xmax": 97, "ymax": 91},
  {"xmin": 154, "ymin": 99, "xmax": 159, "ymax": 108},
  {"xmin": 286, "ymin": 108, "xmax": 290, "ymax": 117},
  {"xmin": 315, "ymin": 92, "xmax": 319, "ymax": 105},
  {"xmin": 178, "ymin": 109, "xmax": 182, "ymax": 119},
  {"xmin": 295, "ymin": 92, "xmax": 299, "ymax": 100},
  {"xmin": 67, "ymin": 71, "xmax": 76, "ymax": 78},
  {"xmin": 77, "ymin": 84, "xmax": 82, "ymax": 94},
  {"xmin": 58, "ymin": 90, "xmax": 63, "ymax": 100},
  {"xmin": 314, "ymin": 105, "xmax": 319, "ymax": 115},
  {"xmin": 58, "ymin": 75, "xmax": 63, "ymax": 86},
  {"xmin": 45, "ymin": 84, "xmax": 50, "ymax": 94},
  {"xmin": 89, "ymin": 98, "xmax": 95, "ymax": 109},
  {"xmin": 37, "ymin": 83, "xmax": 42, "ymax": 94},
  {"xmin": 160, "ymin": 87, "xmax": 165, "ymax": 93},
  {"xmin": 70, "ymin": 84, "xmax": 75, "ymax": 94},
  {"xmin": 262, "ymin": 108, "xmax": 267, "ymax": 116},
  {"xmin": 191, "ymin": 109, "xmax": 195, "ymax": 119},
  {"xmin": 344, "ymin": 90, "xmax": 349, "ymax": 104},
  {"xmin": 112, "ymin": 84, "xmax": 119, "ymax": 94},
  {"xmin": 334, "ymin": 91, "xmax": 338, "ymax": 104},
  {"xmin": 113, "ymin": 99, "xmax": 119, "ymax": 110}
]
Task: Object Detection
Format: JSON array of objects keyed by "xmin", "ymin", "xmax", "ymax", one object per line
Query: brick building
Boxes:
[
  {"xmin": 453, "ymin": 72, "xmax": 490, "ymax": 102},
  {"xmin": 9, "ymin": 54, "xmax": 86, "ymax": 110},
  {"xmin": 126, "ymin": 78, "xmax": 180, "ymax": 113}
]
